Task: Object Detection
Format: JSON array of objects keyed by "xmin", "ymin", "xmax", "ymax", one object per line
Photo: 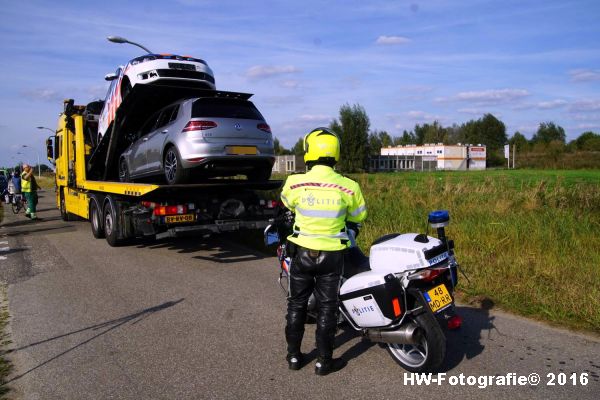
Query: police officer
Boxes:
[{"xmin": 280, "ymin": 127, "xmax": 367, "ymax": 375}]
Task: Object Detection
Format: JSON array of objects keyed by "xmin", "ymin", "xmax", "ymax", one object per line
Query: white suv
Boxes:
[{"xmin": 97, "ymin": 54, "xmax": 215, "ymax": 143}]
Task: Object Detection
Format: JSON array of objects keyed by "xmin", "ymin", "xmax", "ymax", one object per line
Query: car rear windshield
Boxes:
[{"xmin": 192, "ymin": 98, "xmax": 264, "ymax": 120}]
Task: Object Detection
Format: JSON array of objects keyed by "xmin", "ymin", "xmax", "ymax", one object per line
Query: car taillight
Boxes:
[
  {"xmin": 183, "ymin": 120, "xmax": 217, "ymax": 132},
  {"xmin": 153, "ymin": 205, "xmax": 189, "ymax": 216},
  {"xmin": 257, "ymin": 123, "xmax": 271, "ymax": 133}
]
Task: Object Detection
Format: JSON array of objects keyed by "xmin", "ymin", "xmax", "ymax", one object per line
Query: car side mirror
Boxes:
[{"xmin": 104, "ymin": 73, "xmax": 118, "ymax": 81}]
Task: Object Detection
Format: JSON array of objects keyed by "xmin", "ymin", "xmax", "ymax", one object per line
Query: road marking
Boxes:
[
  {"xmin": 0, "ymin": 241, "xmax": 7, "ymax": 245},
  {"xmin": 0, "ymin": 247, "xmax": 9, "ymax": 252}
]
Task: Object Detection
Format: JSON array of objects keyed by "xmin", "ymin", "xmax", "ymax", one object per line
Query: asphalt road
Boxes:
[{"xmin": 1, "ymin": 193, "xmax": 599, "ymax": 400}]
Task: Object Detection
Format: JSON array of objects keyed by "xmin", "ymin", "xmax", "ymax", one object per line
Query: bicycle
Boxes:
[{"xmin": 11, "ymin": 194, "xmax": 26, "ymax": 214}]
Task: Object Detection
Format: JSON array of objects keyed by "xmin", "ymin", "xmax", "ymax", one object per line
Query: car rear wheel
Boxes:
[
  {"xmin": 164, "ymin": 146, "xmax": 188, "ymax": 185},
  {"xmin": 119, "ymin": 158, "xmax": 130, "ymax": 182}
]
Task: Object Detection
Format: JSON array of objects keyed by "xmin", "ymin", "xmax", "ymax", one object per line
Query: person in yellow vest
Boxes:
[
  {"xmin": 21, "ymin": 163, "xmax": 39, "ymax": 220},
  {"xmin": 280, "ymin": 127, "xmax": 367, "ymax": 375}
]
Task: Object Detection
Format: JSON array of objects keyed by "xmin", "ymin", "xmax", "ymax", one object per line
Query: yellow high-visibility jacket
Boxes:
[{"xmin": 280, "ymin": 165, "xmax": 367, "ymax": 251}]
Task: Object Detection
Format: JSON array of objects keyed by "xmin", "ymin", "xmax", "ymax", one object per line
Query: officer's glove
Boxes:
[{"xmin": 346, "ymin": 222, "xmax": 361, "ymax": 238}]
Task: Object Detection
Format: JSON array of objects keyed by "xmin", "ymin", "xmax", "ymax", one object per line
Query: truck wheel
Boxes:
[
  {"xmin": 60, "ymin": 191, "xmax": 75, "ymax": 221},
  {"xmin": 89, "ymin": 195, "xmax": 105, "ymax": 239},
  {"xmin": 103, "ymin": 197, "xmax": 123, "ymax": 247},
  {"xmin": 119, "ymin": 158, "xmax": 130, "ymax": 182},
  {"xmin": 164, "ymin": 146, "xmax": 187, "ymax": 185}
]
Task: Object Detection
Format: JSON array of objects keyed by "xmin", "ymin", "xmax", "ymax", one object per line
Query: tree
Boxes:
[
  {"xmin": 422, "ymin": 121, "xmax": 447, "ymax": 144},
  {"xmin": 478, "ymin": 113, "xmax": 507, "ymax": 150},
  {"xmin": 394, "ymin": 130, "xmax": 416, "ymax": 145},
  {"xmin": 368, "ymin": 130, "xmax": 392, "ymax": 156},
  {"xmin": 531, "ymin": 122, "xmax": 566, "ymax": 144},
  {"xmin": 413, "ymin": 124, "xmax": 427, "ymax": 145},
  {"xmin": 291, "ymin": 138, "xmax": 304, "ymax": 156},
  {"xmin": 330, "ymin": 103, "xmax": 370, "ymax": 172},
  {"xmin": 574, "ymin": 131, "xmax": 600, "ymax": 150},
  {"xmin": 273, "ymin": 137, "xmax": 291, "ymax": 155},
  {"xmin": 509, "ymin": 131, "xmax": 529, "ymax": 152}
]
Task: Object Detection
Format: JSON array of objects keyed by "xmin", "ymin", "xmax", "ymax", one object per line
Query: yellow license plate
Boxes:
[
  {"xmin": 226, "ymin": 146, "xmax": 257, "ymax": 155},
  {"xmin": 425, "ymin": 284, "xmax": 453, "ymax": 313},
  {"xmin": 165, "ymin": 214, "xmax": 195, "ymax": 224}
]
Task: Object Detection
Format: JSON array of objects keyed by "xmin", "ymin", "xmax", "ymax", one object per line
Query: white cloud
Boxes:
[
  {"xmin": 574, "ymin": 123, "xmax": 600, "ymax": 130},
  {"xmin": 246, "ymin": 65, "xmax": 301, "ymax": 79},
  {"xmin": 536, "ymin": 99, "xmax": 567, "ymax": 109},
  {"xmin": 21, "ymin": 88, "xmax": 64, "ymax": 102},
  {"xmin": 569, "ymin": 99, "xmax": 600, "ymax": 112},
  {"xmin": 297, "ymin": 114, "xmax": 332, "ymax": 123},
  {"xmin": 375, "ymin": 35, "xmax": 411, "ymax": 45},
  {"xmin": 457, "ymin": 89, "xmax": 529, "ymax": 103},
  {"xmin": 569, "ymin": 69, "xmax": 600, "ymax": 82},
  {"xmin": 280, "ymin": 80, "xmax": 300, "ymax": 89},
  {"xmin": 457, "ymin": 108, "xmax": 487, "ymax": 115}
]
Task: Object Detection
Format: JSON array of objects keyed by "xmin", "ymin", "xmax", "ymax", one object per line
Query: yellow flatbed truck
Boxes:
[{"xmin": 46, "ymin": 98, "xmax": 281, "ymax": 246}]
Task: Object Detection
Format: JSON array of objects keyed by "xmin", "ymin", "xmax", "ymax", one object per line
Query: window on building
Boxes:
[{"xmin": 286, "ymin": 160, "xmax": 295, "ymax": 172}]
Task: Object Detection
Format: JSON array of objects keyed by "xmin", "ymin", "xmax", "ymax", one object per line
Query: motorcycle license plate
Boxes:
[
  {"xmin": 165, "ymin": 214, "xmax": 195, "ymax": 224},
  {"xmin": 424, "ymin": 284, "xmax": 453, "ymax": 313}
]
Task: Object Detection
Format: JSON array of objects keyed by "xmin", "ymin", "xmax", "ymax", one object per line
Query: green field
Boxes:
[{"xmin": 347, "ymin": 169, "xmax": 600, "ymax": 333}]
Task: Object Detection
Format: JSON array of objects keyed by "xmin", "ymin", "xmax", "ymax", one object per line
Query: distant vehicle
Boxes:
[
  {"xmin": 118, "ymin": 95, "xmax": 275, "ymax": 184},
  {"xmin": 97, "ymin": 54, "xmax": 216, "ymax": 143}
]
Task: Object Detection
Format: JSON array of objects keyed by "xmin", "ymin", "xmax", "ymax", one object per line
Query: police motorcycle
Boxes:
[{"xmin": 264, "ymin": 209, "xmax": 463, "ymax": 373}]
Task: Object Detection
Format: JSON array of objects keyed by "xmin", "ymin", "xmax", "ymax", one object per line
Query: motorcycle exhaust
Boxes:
[{"xmin": 366, "ymin": 322, "xmax": 421, "ymax": 345}]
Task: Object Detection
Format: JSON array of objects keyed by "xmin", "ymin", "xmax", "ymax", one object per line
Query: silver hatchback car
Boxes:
[{"xmin": 118, "ymin": 94, "xmax": 275, "ymax": 184}]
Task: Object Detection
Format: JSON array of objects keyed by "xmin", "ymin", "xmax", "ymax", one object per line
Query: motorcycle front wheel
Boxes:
[{"xmin": 386, "ymin": 311, "xmax": 446, "ymax": 373}]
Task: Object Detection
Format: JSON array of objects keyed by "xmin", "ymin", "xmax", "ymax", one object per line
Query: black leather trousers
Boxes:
[{"xmin": 285, "ymin": 246, "xmax": 343, "ymax": 360}]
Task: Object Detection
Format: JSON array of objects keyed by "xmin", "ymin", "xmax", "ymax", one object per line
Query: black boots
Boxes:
[
  {"xmin": 314, "ymin": 357, "xmax": 347, "ymax": 376},
  {"xmin": 286, "ymin": 353, "xmax": 304, "ymax": 370}
]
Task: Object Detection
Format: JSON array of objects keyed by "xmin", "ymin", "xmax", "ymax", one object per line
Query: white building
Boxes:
[{"xmin": 372, "ymin": 143, "xmax": 486, "ymax": 171}]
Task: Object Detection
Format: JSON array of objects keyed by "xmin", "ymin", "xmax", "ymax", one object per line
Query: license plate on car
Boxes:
[
  {"xmin": 424, "ymin": 284, "xmax": 453, "ymax": 313},
  {"xmin": 226, "ymin": 146, "xmax": 257, "ymax": 155},
  {"xmin": 165, "ymin": 214, "xmax": 195, "ymax": 224}
]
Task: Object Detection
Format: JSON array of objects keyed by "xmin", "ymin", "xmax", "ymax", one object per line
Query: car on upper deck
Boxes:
[{"xmin": 97, "ymin": 54, "xmax": 216, "ymax": 143}]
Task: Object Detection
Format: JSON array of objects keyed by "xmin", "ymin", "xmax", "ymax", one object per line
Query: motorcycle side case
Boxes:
[{"xmin": 339, "ymin": 270, "xmax": 403, "ymax": 328}]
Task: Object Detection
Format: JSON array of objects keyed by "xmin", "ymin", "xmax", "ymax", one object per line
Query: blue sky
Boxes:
[{"xmin": 1, "ymin": 0, "xmax": 600, "ymax": 167}]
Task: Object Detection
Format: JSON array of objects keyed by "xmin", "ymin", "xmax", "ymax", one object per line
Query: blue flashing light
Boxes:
[{"xmin": 428, "ymin": 210, "xmax": 450, "ymax": 225}]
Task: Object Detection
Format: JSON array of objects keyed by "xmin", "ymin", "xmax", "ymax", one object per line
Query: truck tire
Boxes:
[
  {"xmin": 89, "ymin": 195, "xmax": 105, "ymax": 239},
  {"xmin": 60, "ymin": 190, "xmax": 76, "ymax": 221},
  {"xmin": 103, "ymin": 196, "xmax": 124, "ymax": 247}
]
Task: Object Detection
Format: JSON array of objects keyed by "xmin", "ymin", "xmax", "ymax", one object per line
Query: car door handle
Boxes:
[
  {"xmin": 161, "ymin": 129, "xmax": 168, "ymax": 134},
  {"xmin": 143, "ymin": 137, "xmax": 149, "ymax": 141}
]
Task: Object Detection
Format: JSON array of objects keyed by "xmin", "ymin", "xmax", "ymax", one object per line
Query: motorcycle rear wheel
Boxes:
[{"xmin": 386, "ymin": 311, "xmax": 446, "ymax": 373}]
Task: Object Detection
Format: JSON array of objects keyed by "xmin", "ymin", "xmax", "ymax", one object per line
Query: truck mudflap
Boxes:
[{"xmin": 155, "ymin": 219, "xmax": 271, "ymax": 240}]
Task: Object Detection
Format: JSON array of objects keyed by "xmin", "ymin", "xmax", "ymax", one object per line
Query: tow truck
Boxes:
[{"xmin": 45, "ymin": 85, "xmax": 281, "ymax": 246}]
